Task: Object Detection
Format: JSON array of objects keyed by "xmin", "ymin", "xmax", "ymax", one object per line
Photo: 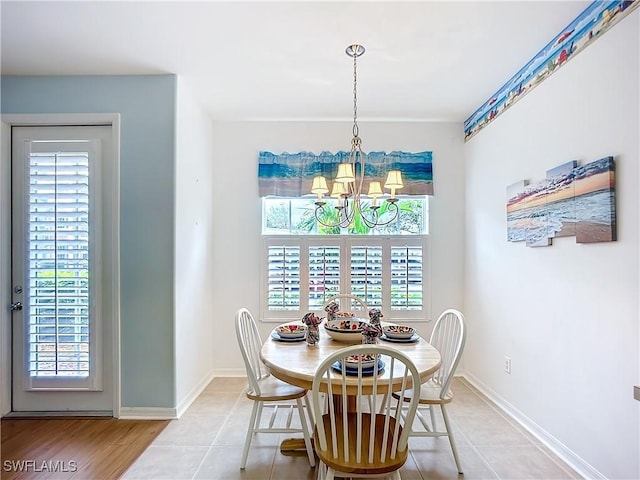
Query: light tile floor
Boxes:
[{"xmin": 122, "ymin": 377, "xmax": 582, "ymax": 480}]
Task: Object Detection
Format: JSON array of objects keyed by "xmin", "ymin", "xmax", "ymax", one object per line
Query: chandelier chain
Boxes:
[{"xmin": 352, "ymin": 51, "xmax": 359, "ymax": 139}]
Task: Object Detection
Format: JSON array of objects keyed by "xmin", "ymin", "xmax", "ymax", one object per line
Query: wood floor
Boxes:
[{"xmin": 1, "ymin": 418, "xmax": 169, "ymax": 479}]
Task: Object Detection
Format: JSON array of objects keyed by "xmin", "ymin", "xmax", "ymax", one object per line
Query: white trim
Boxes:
[
  {"xmin": 0, "ymin": 122, "xmax": 12, "ymax": 416},
  {"xmin": 461, "ymin": 372, "xmax": 605, "ymax": 480},
  {"xmin": 0, "ymin": 113, "xmax": 121, "ymax": 417},
  {"xmin": 175, "ymin": 371, "xmax": 216, "ymax": 418},
  {"xmin": 118, "ymin": 407, "xmax": 177, "ymax": 420},
  {"xmin": 212, "ymin": 368, "xmax": 247, "ymax": 377}
]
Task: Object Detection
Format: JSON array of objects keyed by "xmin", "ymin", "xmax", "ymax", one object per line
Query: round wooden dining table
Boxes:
[
  {"xmin": 260, "ymin": 322, "xmax": 442, "ymax": 394},
  {"xmin": 260, "ymin": 322, "xmax": 442, "ymax": 455}
]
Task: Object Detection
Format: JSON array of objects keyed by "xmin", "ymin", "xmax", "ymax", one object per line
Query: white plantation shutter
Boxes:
[
  {"xmin": 266, "ymin": 245, "xmax": 300, "ymax": 310},
  {"xmin": 262, "ymin": 237, "xmax": 428, "ymax": 322},
  {"xmin": 29, "ymin": 151, "xmax": 91, "ymax": 378},
  {"xmin": 350, "ymin": 246, "xmax": 383, "ymax": 308},
  {"xmin": 390, "ymin": 246, "xmax": 423, "ymax": 310},
  {"xmin": 308, "ymin": 246, "xmax": 341, "ymax": 309}
]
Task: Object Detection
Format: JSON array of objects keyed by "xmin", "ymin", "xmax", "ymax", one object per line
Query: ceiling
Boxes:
[{"xmin": 1, "ymin": 1, "xmax": 590, "ymax": 122}]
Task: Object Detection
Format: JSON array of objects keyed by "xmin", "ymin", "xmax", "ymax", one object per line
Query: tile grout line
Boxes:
[
  {"xmin": 448, "ymin": 393, "xmax": 503, "ymax": 480},
  {"xmin": 191, "ymin": 389, "xmax": 246, "ymax": 479}
]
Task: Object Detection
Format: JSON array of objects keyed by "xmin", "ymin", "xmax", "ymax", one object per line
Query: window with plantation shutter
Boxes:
[
  {"xmin": 267, "ymin": 245, "xmax": 300, "ymax": 310},
  {"xmin": 308, "ymin": 245, "xmax": 341, "ymax": 310},
  {"xmin": 28, "ymin": 151, "xmax": 92, "ymax": 379},
  {"xmin": 391, "ymin": 246, "xmax": 423, "ymax": 310},
  {"xmin": 261, "ymin": 236, "xmax": 428, "ymax": 322},
  {"xmin": 350, "ymin": 246, "xmax": 383, "ymax": 309}
]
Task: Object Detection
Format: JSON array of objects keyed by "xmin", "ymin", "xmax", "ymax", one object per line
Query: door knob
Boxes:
[{"xmin": 10, "ymin": 302, "xmax": 23, "ymax": 311}]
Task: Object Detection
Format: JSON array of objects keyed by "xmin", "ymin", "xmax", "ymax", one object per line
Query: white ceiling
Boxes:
[{"xmin": 1, "ymin": 1, "xmax": 590, "ymax": 122}]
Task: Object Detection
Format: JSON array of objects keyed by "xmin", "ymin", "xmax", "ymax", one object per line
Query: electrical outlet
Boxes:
[{"xmin": 504, "ymin": 356, "xmax": 512, "ymax": 374}]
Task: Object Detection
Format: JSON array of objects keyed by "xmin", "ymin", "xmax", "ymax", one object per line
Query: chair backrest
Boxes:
[
  {"xmin": 235, "ymin": 308, "xmax": 269, "ymax": 396},
  {"xmin": 322, "ymin": 294, "xmax": 368, "ymax": 315},
  {"xmin": 429, "ymin": 309, "xmax": 466, "ymax": 399},
  {"xmin": 311, "ymin": 344, "xmax": 421, "ymax": 466}
]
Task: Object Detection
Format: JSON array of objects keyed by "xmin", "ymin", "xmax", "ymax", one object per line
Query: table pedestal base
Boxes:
[{"xmin": 280, "ymin": 437, "xmax": 314, "ymax": 456}]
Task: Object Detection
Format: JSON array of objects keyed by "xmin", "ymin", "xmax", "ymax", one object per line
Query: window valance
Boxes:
[{"xmin": 258, "ymin": 150, "xmax": 433, "ymax": 197}]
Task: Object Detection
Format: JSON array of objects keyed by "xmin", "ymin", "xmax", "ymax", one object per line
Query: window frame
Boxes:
[{"xmin": 260, "ymin": 235, "xmax": 430, "ymax": 323}]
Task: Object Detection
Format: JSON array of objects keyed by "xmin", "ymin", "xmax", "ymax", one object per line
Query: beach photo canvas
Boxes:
[
  {"xmin": 506, "ymin": 156, "xmax": 616, "ymax": 248},
  {"xmin": 506, "ymin": 180, "xmax": 529, "ymax": 242},
  {"xmin": 575, "ymin": 156, "xmax": 616, "ymax": 243},
  {"xmin": 524, "ymin": 179, "xmax": 551, "ymax": 248},
  {"xmin": 545, "ymin": 160, "xmax": 578, "ymax": 238}
]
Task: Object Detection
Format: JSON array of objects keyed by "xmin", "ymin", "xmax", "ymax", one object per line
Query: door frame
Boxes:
[{"xmin": 1, "ymin": 113, "xmax": 121, "ymax": 417}]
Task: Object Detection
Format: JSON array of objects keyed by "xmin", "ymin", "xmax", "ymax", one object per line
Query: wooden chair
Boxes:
[
  {"xmin": 311, "ymin": 344, "xmax": 421, "ymax": 480},
  {"xmin": 392, "ymin": 308, "xmax": 466, "ymax": 474},
  {"xmin": 234, "ymin": 308, "xmax": 315, "ymax": 469}
]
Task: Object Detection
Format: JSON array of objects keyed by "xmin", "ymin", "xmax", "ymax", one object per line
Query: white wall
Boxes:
[
  {"xmin": 174, "ymin": 77, "xmax": 216, "ymax": 413},
  {"xmin": 210, "ymin": 121, "xmax": 465, "ymax": 374},
  {"xmin": 464, "ymin": 10, "xmax": 639, "ymax": 479}
]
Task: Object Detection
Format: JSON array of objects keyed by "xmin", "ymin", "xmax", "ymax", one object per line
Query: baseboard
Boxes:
[
  {"xmin": 211, "ymin": 367, "xmax": 246, "ymax": 377},
  {"xmin": 461, "ymin": 372, "xmax": 604, "ymax": 480},
  {"xmin": 175, "ymin": 371, "xmax": 216, "ymax": 418},
  {"xmin": 118, "ymin": 370, "xmax": 241, "ymax": 420},
  {"xmin": 118, "ymin": 407, "xmax": 177, "ymax": 420},
  {"xmin": 4, "ymin": 410, "xmax": 112, "ymax": 418}
]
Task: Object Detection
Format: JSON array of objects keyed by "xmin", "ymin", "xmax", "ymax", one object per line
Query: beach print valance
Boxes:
[{"xmin": 258, "ymin": 150, "xmax": 433, "ymax": 197}]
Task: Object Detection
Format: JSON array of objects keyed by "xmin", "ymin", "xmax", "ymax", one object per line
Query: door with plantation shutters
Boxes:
[{"xmin": 11, "ymin": 125, "xmax": 115, "ymax": 414}]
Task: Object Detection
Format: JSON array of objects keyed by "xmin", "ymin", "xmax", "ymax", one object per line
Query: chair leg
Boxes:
[
  {"xmin": 240, "ymin": 400, "xmax": 260, "ymax": 469},
  {"xmin": 441, "ymin": 404, "xmax": 463, "ymax": 474},
  {"xmin": 304, "ymin": 392, "xmax": 315, "ymax": 428},
  {"xmin": 379, "ymin": 393, "xmax": 389, "ymax": 414},
  {"xmin": 318, "ymin": 462, "xmax": 327, "ymax": 480},
  {"xmin": 429, "ymin": 404, "xmax": 437, "ymax": 431},
  {"xmin": 296, "ymin": 398, "xmax": 316, "ymax": 467},
  {"xmin": 325, "ymin": 466, "xmax": 335, "ymax": 480}
]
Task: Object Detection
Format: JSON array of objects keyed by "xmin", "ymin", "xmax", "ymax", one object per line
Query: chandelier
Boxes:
[{"xmin": 310, "ymin": 44, "xmax": 403, "ymax": 229}]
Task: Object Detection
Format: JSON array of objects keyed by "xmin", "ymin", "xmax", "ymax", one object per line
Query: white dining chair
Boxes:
[
  {"xmin": 234, "ymin": 308, "xmax": 315, "ymax": 469},
  {"xmin": 393, "ymin": 308, "xmax": 467, "ymax": 474},
  {"xmin": 322, "ymin": 293, "xmax": 368, "ymax": 316},
  {"xmin": 311, "ymin": 344, "xmax": 421, "ymax": 480}
]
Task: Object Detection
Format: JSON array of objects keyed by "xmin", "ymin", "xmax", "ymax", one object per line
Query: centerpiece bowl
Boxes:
[{"xmin": 324, "ymin": 319, "xmax": 369, "ymax": 343}]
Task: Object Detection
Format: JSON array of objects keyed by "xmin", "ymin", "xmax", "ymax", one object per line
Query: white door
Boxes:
[{"xmin": 11, "ymin": 125, "xmax": 116, "ymax": 414}]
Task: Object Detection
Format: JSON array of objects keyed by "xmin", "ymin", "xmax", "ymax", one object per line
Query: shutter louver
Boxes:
[
  {"xmin": 350, "ymin": 246, "xmax": 383, "ymax": 308},
  {"xmin": 28, "ymin": 153, "xmax": 90, "ymax": 377},
  {"xmin": 390, "ymin": 246, "xmax": 423, "ymax": 309},
  {"xmin": 267, "ymin": 246, "xmax": 300, "ymax": 310},
  {"xmin": 308, "ymin": 246, "xmax": 341, "ymax": 309}
]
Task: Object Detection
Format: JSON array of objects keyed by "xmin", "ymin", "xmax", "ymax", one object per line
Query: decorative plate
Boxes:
[
  {"xmin": 380, "ymin": 333, "xmax": 420, "ymax": 343},
  {"xmin": 271, "ymin": 330, "xmax": 306, "ymax": 342},
  {"xmin": 275, "ymin": 324, "xmax": 307, "ymax": 339},
  {"xmin": 382, "ymin": 324, "xmax": 416, "ymax": 339},
  {"xmin": 331, "ymin": 359, "xmax": 385, "ymax": 376},
  {"xmin": 343, "ymin": 353, "xmax": 377, "ymax": 369}
]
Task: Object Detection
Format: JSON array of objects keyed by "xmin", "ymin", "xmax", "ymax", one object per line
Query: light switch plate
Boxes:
[{"xmin": 634, "ymin": 386, "xmax": 640, "ymax": 402}]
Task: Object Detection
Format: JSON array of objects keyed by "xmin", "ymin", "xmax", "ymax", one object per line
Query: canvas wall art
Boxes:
[
  {"xmin": 506, "ymin": 180, "xmax": 529, "ymax": 242},
  {"xmin": 506, "ymin": 156, "xmax": 616, "ymax": 247}
]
